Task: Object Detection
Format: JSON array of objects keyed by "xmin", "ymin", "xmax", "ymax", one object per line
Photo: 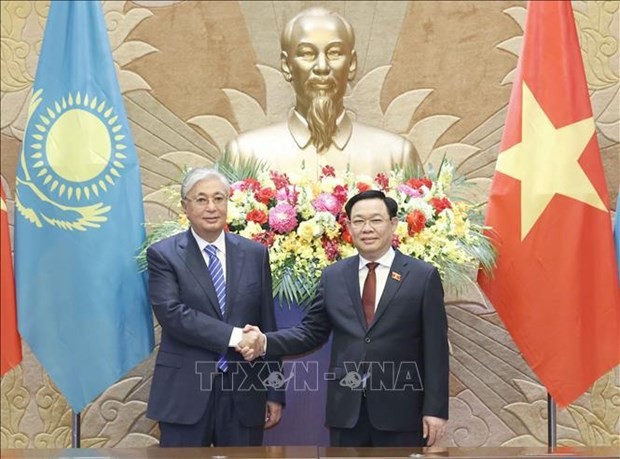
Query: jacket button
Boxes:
[{"xmin": 365, "ymin": 337, "xmax": 371, "ymax": 343}]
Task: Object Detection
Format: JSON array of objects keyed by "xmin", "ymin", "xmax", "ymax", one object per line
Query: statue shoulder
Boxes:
[
  {"xmin": 350, "ymin": 120, "xmax": 416, "ymax": 158},
  {"xmin": 351, "ymin": 121, "xmax": 412, "ymax": 147},
  {"xmin": 226, "ymin": 122, "xmax": 290, "ymax": 153}
]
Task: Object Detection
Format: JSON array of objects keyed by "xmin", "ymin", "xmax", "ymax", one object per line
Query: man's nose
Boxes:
[
  {"xmin": 361, "ymin": 222, "xmax": 374, "ymax": 232},
  {"xmin": 314, "ymin": 52, "xmax": 329, "ymax": 75}
]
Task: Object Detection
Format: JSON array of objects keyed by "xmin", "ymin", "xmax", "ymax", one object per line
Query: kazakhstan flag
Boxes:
[{"xmin": 15, "ymin": 0, "xmax": 154, "ymax": 412}]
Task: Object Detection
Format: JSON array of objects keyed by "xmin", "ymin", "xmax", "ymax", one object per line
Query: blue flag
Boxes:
[{"xmin": 14, "ymin": 0, "xmax": 154, "ymax": 412}]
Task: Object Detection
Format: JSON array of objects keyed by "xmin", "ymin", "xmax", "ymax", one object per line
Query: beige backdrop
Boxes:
[{"xmin": 1, "ymin": 0, "xmax": 618, "ymax": 448}]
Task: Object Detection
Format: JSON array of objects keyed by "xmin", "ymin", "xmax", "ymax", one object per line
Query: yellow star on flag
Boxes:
[{"xmin": 496, "ymin": 82, "xmax": 607, "ymax": 240}]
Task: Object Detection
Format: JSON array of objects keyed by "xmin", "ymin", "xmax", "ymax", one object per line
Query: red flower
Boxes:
[
  {"xmin": 406, "ymin": 210, "xmax": 427, "ymax": 235},
  {"xmin": 252, "ymin": 231, "xmax": 275, "ymax": 247},
  {"xmin": 429, "ymin": 197, "xmax": 452, "ymax": 215},
  {"xmin": 333, "ymin": 185, "xmax": 349, "ymax": 204},
  {"xmin": 247, "ymin": 209, "xmax": 268, "ymax": 225},
  {"xmin": 342, "ymin": 226, "xmax": 353, "ymax": 244},
  {"xmin": 321, "ymin": 237, "xmax": 340, "ymax": 261},
  {"xmin": 241, "ymin": 178, "xmax": 262, "ymax": 191},
  {"xmin": 356, "ymin": 182, "xmax": 371, "ymax": 192},
  {"xmin": 254, "ymin": 187, "xmax": 276, "ymax": 205},
  {"xmin": 375, "ymin": 173, "xmax": 389, "ymax": 191},
  {"xmin": 406, "ymin": 177, "xmax": 432, "ymax": 190},
  {"xmin": 270, "ymin": 171, "xmax": 291, "ymax": 190},
  {"xmin": 322, "ymin": 165, "xmax": 336, "ymax": 177}
]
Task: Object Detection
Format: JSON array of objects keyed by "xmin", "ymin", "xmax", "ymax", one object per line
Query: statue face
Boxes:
[{"xmin": 282, "ymin": 14, "xmax": 357, "ymax": 115}]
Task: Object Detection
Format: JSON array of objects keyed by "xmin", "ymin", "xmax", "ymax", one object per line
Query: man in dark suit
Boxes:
[
  {"xmin": 146, "ymin": 167, "xmax": 283, "ymax": 447},
  {"xmin": 241, "ymin": 190, "xmax": 448, "ymax": 447}
]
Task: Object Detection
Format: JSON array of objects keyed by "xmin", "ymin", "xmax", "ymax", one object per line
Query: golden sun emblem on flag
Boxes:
[{"xmin": 16, "ymin": 89, "xmax": 129, "ymax": 231}]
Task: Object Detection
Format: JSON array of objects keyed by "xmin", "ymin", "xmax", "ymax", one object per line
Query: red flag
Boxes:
[
  {"xmin": 1, "ymin": 186, "xmax": 22, "ymax": 375},
  {"xmin": 478, "ymin": 0, "xmax": 620, "ymax": 407}
]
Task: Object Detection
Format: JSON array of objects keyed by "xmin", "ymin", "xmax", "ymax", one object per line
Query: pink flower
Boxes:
[
  {"xmin": 269, "ymin": 203, "xmax": 298, "ymax": 233},
  {"xmin": 275, "ymin": 185, "xmax": 299, "ymax": 206},
  {"xmin": 312, "ymin": 193, "xmax": 342, "ymax": 216},
  {"xmin": 396, "ymin": 184, "xmax": 421, "ymax": 198},
  {"xmin": 230, "ymin": 181, "xmax": 245, "ymax": 192},
  {"xmin": 391, "ymin": 234, "xmax": 400, "ymax": 248}
]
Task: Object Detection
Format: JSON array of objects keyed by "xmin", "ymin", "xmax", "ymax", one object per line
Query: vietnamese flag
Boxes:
[
  {"xmin": 1, "ymin": 186, "xmax": 22, "ymax": 375},
  {"xmin": 478, "ymin": 0, "xmax": 620, "ymax": 407}
]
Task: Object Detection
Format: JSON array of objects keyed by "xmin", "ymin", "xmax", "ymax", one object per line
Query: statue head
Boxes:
[{"xmin": 281, "ymin": 8, "xmax": 358, "ymax": 152}]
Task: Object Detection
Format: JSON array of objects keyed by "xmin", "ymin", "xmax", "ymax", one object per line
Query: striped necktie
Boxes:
[{"xmin": 205, "ymin": 244, "xmax": 228, "ymax": 372}]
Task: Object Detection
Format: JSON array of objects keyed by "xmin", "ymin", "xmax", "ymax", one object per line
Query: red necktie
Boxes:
[{"xmin": 362, "ymin": 262, "xmax": 378, "ymax": 326}]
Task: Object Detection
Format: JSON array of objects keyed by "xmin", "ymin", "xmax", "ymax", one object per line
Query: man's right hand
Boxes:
[{"xmin": 235, "ymin": 324, "xmax": 265, "ymax": 361}]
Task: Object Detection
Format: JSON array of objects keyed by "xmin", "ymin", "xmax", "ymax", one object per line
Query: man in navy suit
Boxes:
[
  {"xmin": 242, "ymin": 190, "xmax": 449, "ymax": 447},
  {"xmin": 146, "ymin": 168, "xmax": 284, "ymax": 447}
]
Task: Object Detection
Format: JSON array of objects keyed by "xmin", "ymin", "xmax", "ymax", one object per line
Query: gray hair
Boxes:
[
  {"xmin": 281, "ymin": 7, "xmax": 355, "ymax": 51},
  {"xmin": 180, "ymin": 167, "xmax": 230, "ymax": 199}
]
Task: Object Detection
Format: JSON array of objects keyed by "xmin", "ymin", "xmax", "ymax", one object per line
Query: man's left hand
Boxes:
[
  {"xmin": 423, "ymin": 416, "xmax": 447, "ymax": 446},
  {"xmin": 264, "ymin": 401, "xmax": 282, "ymax": 429}
]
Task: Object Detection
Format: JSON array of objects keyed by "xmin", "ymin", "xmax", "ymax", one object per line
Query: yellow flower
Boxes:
[
  {"xmin": 227, "ymin": 203, "xmax": 242, "ymax": 223},
  {"xmin": 297, "ymin": 220, "xmax": 321, "ymax": 242},
  {"xmin": 340, "ymin": 245, "xmax": 358, "ymax": 259},
  {"xmin": 230, "ymin": 190, "xmax": 246, "ymax": 203},
  {"xmin": 239, "ymin": 222, "xmax": 262, "ymax": 239},
  {"xmin": 178, "ymin": 213, "xmax": 189, "ymax": 227}
]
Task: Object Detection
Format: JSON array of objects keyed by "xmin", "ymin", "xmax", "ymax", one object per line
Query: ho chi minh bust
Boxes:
[{"xmin": 226, "ymin": 7, "xmax": 421, "ymax": 178}]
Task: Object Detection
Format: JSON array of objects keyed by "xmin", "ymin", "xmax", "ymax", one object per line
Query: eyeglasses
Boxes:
[
  {"xmin": 184, "ymin": 195, "xmax": 227, "ymax": 208},
  {"xmin": 349, "ymin": 218, "xmax": 391, "ymax": 230}
]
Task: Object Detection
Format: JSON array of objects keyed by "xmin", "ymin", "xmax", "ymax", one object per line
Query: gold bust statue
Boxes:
[{"xmin": 226, "ymin": 7, "xmax": 421, "ymax": 177}]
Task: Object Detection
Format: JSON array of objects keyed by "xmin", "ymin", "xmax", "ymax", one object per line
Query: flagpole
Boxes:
[
  {"xmin": 547, "ymin": 393, "xmax": 557, "ymax": 447},
  {"xmin": 72, "ymin": 411, "xmax": 80, "ymax": 448}
]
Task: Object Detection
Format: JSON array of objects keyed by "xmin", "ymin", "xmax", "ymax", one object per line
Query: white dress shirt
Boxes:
[
  {"xmin": 190, "ymin": 228, "xmax": 242, "ymax": 347},
  {"xmin": 358, "ymin": 248, "xmax": 396, "ymax": 310}
]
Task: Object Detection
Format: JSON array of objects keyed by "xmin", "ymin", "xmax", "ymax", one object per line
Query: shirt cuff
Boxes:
[{"xmin": 229, "ymin": 327, "xmax": 243, "ymax": 347}]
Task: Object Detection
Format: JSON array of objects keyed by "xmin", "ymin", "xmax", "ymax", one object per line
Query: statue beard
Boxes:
[{"xmin": 305, "ymin": 81, "xmax": 339, "ymax": 153}]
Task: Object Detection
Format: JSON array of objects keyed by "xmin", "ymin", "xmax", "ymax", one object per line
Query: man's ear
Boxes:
[
  {"xmin": 281, "ymin": 51, "xmax": 293, "ymax": 82},
  {"xmin": 348, "ymin": 50, "xmax": 358, "ymax": 81}
]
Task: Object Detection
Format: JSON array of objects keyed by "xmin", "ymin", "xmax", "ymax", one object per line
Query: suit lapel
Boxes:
[
  {"xmin": 344, "ymin": 256, "xmax": 367, "ymax": 330},
  {"xmin": 369, "ymin": 250, "xmax": 409, "ymax": 332},
  {"xmin": 224, "ymin": 234, "xmax": 245, "ymax": 320},
  {"xmin": 177, "ymin": 229, "xmax": 223, "ymax": 319}
]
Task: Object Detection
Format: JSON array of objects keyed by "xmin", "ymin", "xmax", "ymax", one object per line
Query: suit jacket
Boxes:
[
  {"xmin": 146, "ymin": 230, "xmax": 283, "ymax": 426},
  {"xmin": 266, "ymin": 250, "xmax": 448, "ymax": 431}
]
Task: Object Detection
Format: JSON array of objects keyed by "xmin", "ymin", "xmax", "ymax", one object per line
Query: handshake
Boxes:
[{"xmin": 235, "ymin": 325, "xmax": 266, "ymax": 361}]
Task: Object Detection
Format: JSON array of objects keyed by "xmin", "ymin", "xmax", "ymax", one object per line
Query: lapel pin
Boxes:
[{"xmin": 391, "ymin": 272, "xmax": 401, "ymax": 281}]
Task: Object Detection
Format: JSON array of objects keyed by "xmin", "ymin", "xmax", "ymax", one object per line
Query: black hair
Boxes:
[{"xmin": 344, "ymin": 190, "xmax": 398, "ymax": 219}]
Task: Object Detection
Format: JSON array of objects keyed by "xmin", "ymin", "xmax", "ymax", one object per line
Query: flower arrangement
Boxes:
[{"xmin": 140, "ymin": 159, "xmax": 495, "ymax": 308}]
